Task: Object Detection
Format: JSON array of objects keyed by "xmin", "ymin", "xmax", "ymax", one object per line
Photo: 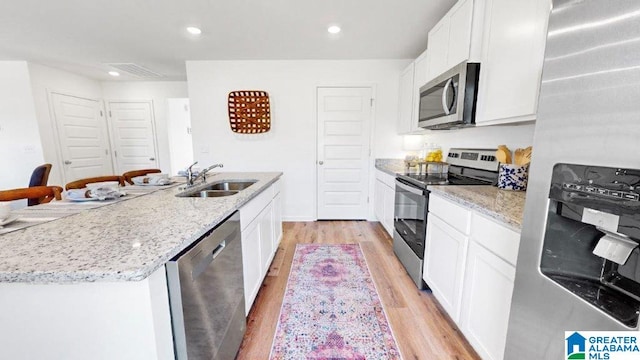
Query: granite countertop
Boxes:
[
  {"xmin": 0, "ymin": 172, "xmax": 282, "ymax": 284},
  {"xmin": 427, "ymin": 185, "xmax": 526, "ymax": 232},
  {"xmin": 375, "ymin": 159, "xmax": 405, "ymax": 175}
]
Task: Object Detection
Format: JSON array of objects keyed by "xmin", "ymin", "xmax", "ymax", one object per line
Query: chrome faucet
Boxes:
[{"xmin": 185, "ymin": 162, "xmax": 224, "ymax": 187}]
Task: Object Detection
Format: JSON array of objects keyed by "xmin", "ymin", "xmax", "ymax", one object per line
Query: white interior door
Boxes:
[
  {"xmin": 317, "ymin": 87, "xmax": 372, "ymax": 219},
  {"xmin": 107, "ymin": 101, "xmax": 159, "ymax": 173},
  {"xmin": 167, "ymin": 98, "xmax": 194, "ymax": 175},
  {"xmin": 51, "ymin": 93, "xmax": 113, "ymax": 183}
]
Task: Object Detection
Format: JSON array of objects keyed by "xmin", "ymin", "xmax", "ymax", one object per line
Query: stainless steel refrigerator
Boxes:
[{"xmin": 505, "ymin": 0, "xmax": 640, "ymax": 358}]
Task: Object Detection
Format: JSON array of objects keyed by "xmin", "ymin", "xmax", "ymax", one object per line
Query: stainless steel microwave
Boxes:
[{"xmin": 418, "ymin": 62, "xmax": 480, "ymax": 130}]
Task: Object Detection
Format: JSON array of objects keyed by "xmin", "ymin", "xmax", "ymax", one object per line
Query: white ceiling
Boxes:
[{"xmin": 0, "ymin": 0, "xmax": 456, "ymax": 81}]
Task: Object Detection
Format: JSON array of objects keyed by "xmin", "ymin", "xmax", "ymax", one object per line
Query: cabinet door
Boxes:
[
  {"xmin": 447, "ymin": 0, "xmax": 473, "ymax": 66},
  {"xmin": 273, "ymin": 192, "xmax": 283, "ymax": 248},
  {"xmin": 412, "ymin": 50, "xmax": 429, "ymax": 131},
  {"xmin": 460, "ymin": 241, "xmax": 516, "ymax": 360},
  {"xmin": 397, "ymin": 62, "xmax": 415, "ymax": 134},
  {"xmin": 426, "ymin": 17, "xmax": 450, "ymax": 81},
  {"xmin": 241, "ymin": 221, "xmax": 262, "ymax": 314},
  {"xmin": 374, "ymin": 178, "xmax": 385, "ymax": 223},
  {"xmin": 383, "ymin": 183, "xmax": 395, "ymax": 236},
  {"xmin": 475, "ymin": 0, "xmax": 550, "ymax": 125},
  {"xmin": 259, "ymin": 202, "xmax": 274, "ymax": 276},
  {"xmin": 423, "ymin": 213, "xmax": 468, "ymax": 322}
]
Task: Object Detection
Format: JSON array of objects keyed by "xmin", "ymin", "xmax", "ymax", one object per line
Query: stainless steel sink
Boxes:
[
  {"xmin": 201, "ymin": 180, "xmax": 256, "ymax": 191},
  {"xmin": 188, "ymin": 190, "xmax": 239, "ymax": 198},
  {"xmin": 176, "ymin": 179, "xmax": 257, "ymax": 198}
]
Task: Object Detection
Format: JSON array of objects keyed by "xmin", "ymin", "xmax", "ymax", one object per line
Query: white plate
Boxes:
[
  {"xmin": 68, "ymin": 197, "xmax": 101, "ymax": 202},
  {"xmin": 0, "ymin": 215, "xmax": 20, "ymax": 227}
]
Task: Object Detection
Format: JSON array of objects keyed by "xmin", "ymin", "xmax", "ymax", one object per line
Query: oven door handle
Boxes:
[{"xmin": 396, "ymin": 180, "xmax": 424, "ymax": 195}]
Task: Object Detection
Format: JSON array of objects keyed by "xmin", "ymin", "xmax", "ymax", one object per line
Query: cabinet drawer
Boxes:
[
  {"xmin": 471, "ymin": 213, "xmax": 521, "ymax": 266},
  {"xmin": 376, "ymin": 170, "xmax": 396, "ymax": 188},
  {"xmin": 240, "ymin": 184, "xmax": 273, "ymax": 231},
  {"xmin": 428, "ymin": 194, "xmax": 471, "ymax": 235}
]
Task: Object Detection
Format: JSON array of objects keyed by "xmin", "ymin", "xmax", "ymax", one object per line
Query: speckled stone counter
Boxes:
[
  {"xmin": 375, "ymin": 158, "xmax": 405, "ymax": 175},
  {"xmin": 0, "ymin": 172, "xmax": 282, "ymax": 283},
  {"xmin": 427, "ymin": 185, "xmax": 526, "ymax": 232}
]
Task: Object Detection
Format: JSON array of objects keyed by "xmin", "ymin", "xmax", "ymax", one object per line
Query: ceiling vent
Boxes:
[{"xmin": 106, "ymin": 63, "xmax": 164, "ymax": 78}]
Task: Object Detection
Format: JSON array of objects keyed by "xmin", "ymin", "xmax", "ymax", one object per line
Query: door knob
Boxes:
[
  {"xmin": 318, "ymin": 161, "xmax": 324, "ymax": 165},
  {"xmin": 149, "ymin": 157, "xmax": 155, "ymax": 161},
  {"xmin": 64, "ymin": 160, "xmax": 72, "ymax": 165}
]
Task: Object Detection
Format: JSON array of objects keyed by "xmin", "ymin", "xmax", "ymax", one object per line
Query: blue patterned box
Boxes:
[{"xmin": 498, "ymin": 164, "xmax": 529, "ymax": 191}]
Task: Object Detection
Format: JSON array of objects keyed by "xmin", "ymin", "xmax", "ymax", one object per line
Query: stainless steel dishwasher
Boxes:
[{"xmin": 166, "ymin": 211, "xmax": 246, "ymax": 360}]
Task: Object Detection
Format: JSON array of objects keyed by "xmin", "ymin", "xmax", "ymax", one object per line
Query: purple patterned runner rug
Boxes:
[{"xmin": 269, "ymin": 244, "xmax": 401, "ymax": 360}]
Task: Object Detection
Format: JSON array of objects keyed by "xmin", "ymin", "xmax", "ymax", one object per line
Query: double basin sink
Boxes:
[{"xmin": 176, "ymin": 180, "xmax": 257, "ymax": 198}]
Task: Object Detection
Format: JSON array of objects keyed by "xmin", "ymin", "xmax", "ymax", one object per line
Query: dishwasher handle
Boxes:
[{"xmin": 191, "ymin": 240, "xmax": 226, "ymax": 281}]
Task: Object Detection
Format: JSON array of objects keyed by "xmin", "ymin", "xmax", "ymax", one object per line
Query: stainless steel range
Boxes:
[{"xmin": 393, "ymin": 148, "xmax": 500, "ymax": 289}]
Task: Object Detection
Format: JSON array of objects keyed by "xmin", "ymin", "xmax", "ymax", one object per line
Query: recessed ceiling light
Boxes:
[
  {"xmin": 186, "ymin": 26, "xmax": 202, "ymax": 35},
  {"xmin": 327, "ymin": 25, "xmax": 341, "ymax": 34},
  {"xmin": 108, "ymin": 71, "xmax": 120, "ymax": 77}
]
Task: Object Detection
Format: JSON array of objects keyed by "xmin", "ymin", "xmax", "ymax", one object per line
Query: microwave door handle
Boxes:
[{"xmin": 441, "ymin": 78, "xmax": 453, "ymax": 115}]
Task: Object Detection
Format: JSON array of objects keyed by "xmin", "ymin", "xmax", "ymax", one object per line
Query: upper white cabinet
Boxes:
[
  {"xmin": 397, "ymin": 62, "xmax": 415, "ymax": 134},
  {"xmin": 426, "ymin": 0, "xmax": 474, "ymax": 82},
  {"xmin": 474, "ymin": 0, "xmax": 551, "ymax": 125},
  {"xmin": 397, "ymin": 50, "xmax": 429, "ymax": 135}
]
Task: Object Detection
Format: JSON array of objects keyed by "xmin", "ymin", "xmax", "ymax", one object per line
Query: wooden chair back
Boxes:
[
  {"xmin": 122, "ymin": 169, "xmax": 162, "ymax": 185},
  {"xmin": 28, "ymin": 163, "xmax": 53, "ymax": 206},
  {"xmin": 0, "ymin": 186, "xmax": 63, "ymax": 205},
  {"xmin": 65, "ymin": 176, "xmax": 125, "ymax": 190}
]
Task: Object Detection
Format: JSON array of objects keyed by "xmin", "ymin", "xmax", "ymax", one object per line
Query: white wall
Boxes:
[
  {"xmin": 412, "ymin": 123, "xmax": 535, "ymax": 157},
  {"xmin": 186, "ymin": 60, "xmax": 408, "ymax": 221},
  {"xmin": 0, "ymin": 61, "xmax": 45, "ymax": 204},
  {"xmin": 28, "ymin": 63, "xmax": 104, "ymax": 187},
  {"xmin": 101, "ymin": 82, "xmax": 188, "ymax": 174}
]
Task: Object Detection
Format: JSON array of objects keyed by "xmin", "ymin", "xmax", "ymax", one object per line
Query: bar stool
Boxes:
[
  {"xmin": 65, "ymin": 176, "xmax": 125, "ymax": 190},
  {"xmin": 122, "ymin": 169, "xmax": 161, "ymax": 185},
  {"xmin": 0, "ymin": 186, "xmax": 63, "ymax": 205}
]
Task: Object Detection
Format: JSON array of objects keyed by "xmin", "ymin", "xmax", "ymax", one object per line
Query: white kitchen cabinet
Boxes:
[
  {"xmin": 241, "ymin": 217, "xmax": 262, "ymax": 313},
  {"xmin": 373, "ymin": 169, "xmax": 396, "ymax": 236},
  {"xmin": 459, "ymin": 240, "xmax": 515, "ymax": 360},
  {"xmin": 474, "ymin": 0, "xmax": 551, "ymax": 125},
  {"xmin": 426, "ymin": 0, "xmax": 474, "ymax": 82},
  {"xmin": 426, "ymin": 191, "xmax": 521, "ymax": 360},
  {"xmin": 240, "ymin": 179, "xmax": 283, "ymax": 314},
  {"xmin": 423, "ymin": 213, "xmax": 469, "ymax": 322},
  {"xmin": 426, "ymin": 17, "xmax": 450, "ymax": 81},
  {"xmin": 397, "ymin": 62, "xmax": 415, "ymax": 134},
  {"xmin": 397, "ymin": 49, "xmax": 429, "ymax": 135}
]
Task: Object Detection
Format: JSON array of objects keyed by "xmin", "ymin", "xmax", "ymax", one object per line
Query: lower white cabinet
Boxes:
[
  {"xmin": 240, "ymin": 179, "xmax": 283, "ymax": 314},
  {"xmin": 425, "ymin": 192, "xmax": 521, "ymax": 360},
  {"xmin": 459, "ymin": 241, "xmax": 515, "ymax": 360},
  {"xmin": 423, "ymin": 213, "xmax": 469, "ymax": 322},
  {"xmin": 373, "ymin": 169, "xmax": 396, "ymax": 236}
]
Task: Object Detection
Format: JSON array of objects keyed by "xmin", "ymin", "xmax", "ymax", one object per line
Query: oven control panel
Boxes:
[{"xmin": 562, "ymin": 183, "xmax": 639, "ymax": 201}]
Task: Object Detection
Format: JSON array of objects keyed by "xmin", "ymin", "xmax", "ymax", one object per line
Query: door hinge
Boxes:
[
  {"xmin": 104, "ymin": 149, "xmax": 108, "ymax": 155},
  {"xmin": 367, "ymin": 196, "xmax": 370, "ymax": 203},
  {"xmin": 114, "ymin": 150, "xmax": 118, "ymax": 157},
  {"xmin": 109, "ymin": 110, "xmax": 112, "ymax": 117},
  {"xmin": 100, "ymin": 110, "xmax": 103, "ymax": 117},
  {"xmin": 370, "ymin": 98, "xmax": 374, "ymax": 107}
]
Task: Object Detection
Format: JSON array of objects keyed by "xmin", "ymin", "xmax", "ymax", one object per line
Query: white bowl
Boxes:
[
  {"xmin": 0, "ymin": 203, "xmax": 10, "ymax": 221},
  {"xmin": 86, "ymin": 181, "xmax": 120, "ymax": 190},
  {"xmin": 148, "ymin": 173, "xmax": 169, "ymax": 180}
]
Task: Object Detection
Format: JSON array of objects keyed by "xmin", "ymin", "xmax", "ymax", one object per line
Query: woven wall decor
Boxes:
[{"xmin": 227, "ymin": 90, "xmax": 271, "ymax": 134}]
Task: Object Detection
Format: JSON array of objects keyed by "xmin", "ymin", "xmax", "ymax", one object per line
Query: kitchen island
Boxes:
[{"xmin": 0, "ymin": 172, "xmax": 282, "ymax": 360}]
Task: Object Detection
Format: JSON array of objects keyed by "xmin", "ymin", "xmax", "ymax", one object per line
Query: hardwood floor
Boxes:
[{"xmin": 237, "ymin": 221, "xmax": 480, "ymax": 360}]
